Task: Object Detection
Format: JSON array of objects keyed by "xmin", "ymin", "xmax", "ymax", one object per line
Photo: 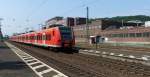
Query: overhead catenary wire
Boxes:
[
  {"xmin": 26, "ymin": 0, "xmax": 100, "ymax": 22},
  {"xmin": 60, "ymin": 0, "xmax": 100, "ymax": 16},
  {"xmin": 52, "ymin": 0, "xmax": 100, "ymax": 25},
  {"xmin": 25, "ymin": 0, "xmax": 100, "ymax": 31},
  {"xmin": 26, "ymin": 0, "xmax": 49, "ymax": 20},
  {"xmin": 24, "ymin": 0, "xmax": 49, "ymax": 32}
]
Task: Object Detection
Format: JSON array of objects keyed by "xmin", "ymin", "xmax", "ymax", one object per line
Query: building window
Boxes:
[
  {"xmin": 143, "ymin": 32, "xmax": 150, "ymax": 37},
  {"xmin": 136, "ymin": 33, "xmax": 142, "ymax": 37},
  {"xmin": 124, "ymin": 33, "xmax": 129, "ymax": 38},
  {"xmin": 129, "ymin": 33, "xmax": 136, "ymax": 37}
]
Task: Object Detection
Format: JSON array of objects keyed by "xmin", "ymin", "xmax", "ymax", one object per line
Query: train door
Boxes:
[
  {"xmin": 26, "ymin": 35, "xmax": 29, "ymax": 43},
  {"xmin": 42, "ymin": 33, "xmax": 46, "ymax": 45},
  {"xmin": 34, "ymin": 34, "xmax": 37, "ymax": 44},
  {"xmin": 39, "ymin": 34, "xmax": 42, "ymax": 45},
  {"xmin": 31, "ymin": 34, "xmax": 34, "ymax": 44}
]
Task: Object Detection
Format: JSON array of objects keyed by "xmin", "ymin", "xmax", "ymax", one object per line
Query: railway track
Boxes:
[
  {"xmin": 11, "ymin": 42, "xmax": 104, "ymax": 77},
  {"xmin": 91, "ymin": 45, "xmax": 150, "ymax": 53},
  {"xmin": 10, "ymin": 41, "xmax": 150, "ymax": 77}
]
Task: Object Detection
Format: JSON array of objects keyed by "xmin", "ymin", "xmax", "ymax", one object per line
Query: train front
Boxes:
[{"xmin": 59, "ymin": 26, "xmax": 75, "ymax": 48}]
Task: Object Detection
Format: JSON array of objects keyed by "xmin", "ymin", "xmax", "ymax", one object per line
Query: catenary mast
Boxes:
[{"xmin": 0, "ymin": 18, "xmax": 3, "ymax": 41}]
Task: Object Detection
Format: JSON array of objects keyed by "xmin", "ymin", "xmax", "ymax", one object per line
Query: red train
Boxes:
[{"xmin": 10, "ymin": 25, "xmax": 75, "ymax": 49}]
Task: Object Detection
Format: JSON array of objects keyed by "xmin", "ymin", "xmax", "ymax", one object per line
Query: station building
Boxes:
[
  {"xmin": 72, "ymin": 19, "xmax": 150, "ymax": 44},
  {"xmin": 44, "ymin": 16, "xmax": 150, "ymax": 45}
]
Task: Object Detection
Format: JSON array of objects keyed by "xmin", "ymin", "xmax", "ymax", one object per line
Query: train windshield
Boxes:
[{"xmin": 59, "ymin": 27, "xmax": 72, "ymax": 40}]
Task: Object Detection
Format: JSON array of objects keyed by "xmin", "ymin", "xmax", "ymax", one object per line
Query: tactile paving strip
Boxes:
[{"xmin": 5, "ymin": 42, "xmax": 68, "ymax": 77}]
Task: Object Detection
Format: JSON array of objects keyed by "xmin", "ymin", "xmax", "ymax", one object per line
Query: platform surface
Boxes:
[{"xmin": 0, "ymin": 41, "xmax": 38, "ymax": 77}]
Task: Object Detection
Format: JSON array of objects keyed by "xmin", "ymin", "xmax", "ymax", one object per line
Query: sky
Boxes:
[{"xmin": 0, "ymin": 0, "xmax": 150, "ymax": 36}]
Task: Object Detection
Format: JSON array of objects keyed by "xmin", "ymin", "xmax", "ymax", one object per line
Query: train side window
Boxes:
[
  {"xmin": 30, "ymin": 36, "xmax": 31, "ymax": 40},
  {"xmin": 42, "ymin": 35, "xmax": 46, "ymax": 40},
  {"xmin": 37, "ymin": 36, "xmax": 38, "ymax": 40},
  {"xmin": 26, "ymin": 36, "xmax": 28, "ymax": 40},
  {"xmin": 39, "ymin": 35, "xmax": 40, "ymax": 40},
  {"xmin": 31, "ymin": 36, "xmax": 34, "ymax": 40},
  {"xmin": 35, "ymin": 36, "xmax": 36, "ymax": 40},
  {"xmin": 40, "ymin": 35, "xmax": 42, "ymax": 40},
  {"xmin": 35, "ymin": 35, "xmax": 37, "ymax": 40},
  {"xmin": 39, "ymin": 35, "xmax": 41, "ymax": 40},
  {"xmin": 37, "ymin": 35, "xmax": 39, "ymax": 40},
  {"xmin": 38, "ymin": 35, "xmax": 39, "ymax": 40}
]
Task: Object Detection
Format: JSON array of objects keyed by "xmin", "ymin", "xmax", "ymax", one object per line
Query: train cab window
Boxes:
[{"xmin": 59, "ymin": 27, "xmax": 72, "ymax": 40}]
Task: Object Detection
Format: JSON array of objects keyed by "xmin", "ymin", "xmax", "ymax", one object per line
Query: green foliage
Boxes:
[{"xmin": 93, "ymin": 15, "xmax": 150, "ymax": 22}]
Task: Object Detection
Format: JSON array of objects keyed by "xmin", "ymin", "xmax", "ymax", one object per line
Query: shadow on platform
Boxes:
[
  {"xmin": 0, "ymin": 46, "xmax": 9, "ymax": 49},
  {"xmin": 0, "ymin": 61, "xmax": 26, "ymax": 70},
  {"xmin": 0, "ymin": 42, "xmax": 9, "ymax": 49}
]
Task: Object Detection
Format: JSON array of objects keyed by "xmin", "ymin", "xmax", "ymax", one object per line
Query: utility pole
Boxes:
[
  {"xmin": 0, "ymin": 18, "xmax": 3, "ymax": 41},
  {"xmin": 86, "ymin": 6, "xmax": 89, "ymax": 43}
]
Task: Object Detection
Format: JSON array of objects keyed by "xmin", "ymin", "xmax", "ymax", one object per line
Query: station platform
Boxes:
[{"xmin": 0, "ymin": 41, "xmax": 38, "ymax": 77}]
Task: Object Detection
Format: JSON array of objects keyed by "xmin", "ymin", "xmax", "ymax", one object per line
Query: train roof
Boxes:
[{"xmin": 11, "ymin": 25, "xmax": 70, "ymax": 37}]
